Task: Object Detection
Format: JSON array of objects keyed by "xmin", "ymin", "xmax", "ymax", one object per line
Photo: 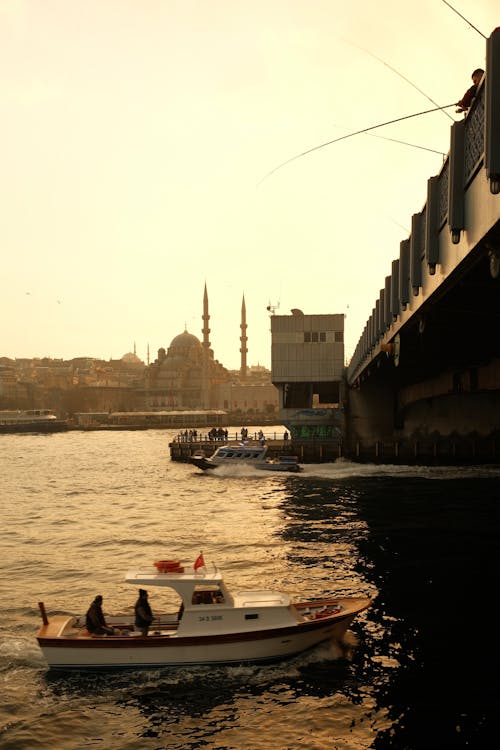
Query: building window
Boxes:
[
  {"xmin": 304, "ymin": 331, "xmax": 329, "ymax": 343},
  {"xmin": 335, "ymin": 331, "xmax": 343, "ymax": 342}
]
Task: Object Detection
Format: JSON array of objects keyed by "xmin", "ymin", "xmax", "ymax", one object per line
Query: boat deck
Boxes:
[{"xmin": 39, "ymin": 615, "xmax": 181, "ymax": 640}]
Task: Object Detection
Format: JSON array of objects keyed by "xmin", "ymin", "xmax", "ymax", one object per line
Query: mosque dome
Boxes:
[
  {"xmin": 121, "ymin": 351, "xmax": 142, "ymax": 364},
  {"xmin": 168, "ymin": 330, "xmax": 202, "ymax": 352}
]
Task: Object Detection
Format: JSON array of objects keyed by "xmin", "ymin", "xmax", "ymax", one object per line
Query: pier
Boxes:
[{"xmin": 170, "ymin": 433, "xmax": 498, "ymax": 465}]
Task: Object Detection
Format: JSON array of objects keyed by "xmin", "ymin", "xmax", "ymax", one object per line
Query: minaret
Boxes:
[
  {"xmin": 201, "ymin": 283, "xmax": 211, "ymax": 408},
  {"xmin": 240, "ymin": 294, "xmax": 247, "ymax": 380},
  {"xmin": 202, "ymin": 283, "xmax": 211, "ymax": 350}
]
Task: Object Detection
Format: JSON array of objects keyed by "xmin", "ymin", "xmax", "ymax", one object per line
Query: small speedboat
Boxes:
[
  {"xmin": 37, "ymin": 556, "xmax": 371, "ymax": 671},
  {"xmin": 189, "ymin": 442, "xmax": 303, "ymax": 473}
]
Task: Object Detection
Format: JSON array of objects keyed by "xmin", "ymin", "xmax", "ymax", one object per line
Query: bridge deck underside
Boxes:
[{"xmin": 357, "ymin": 223, "xmax": 500, "ymax": 391}]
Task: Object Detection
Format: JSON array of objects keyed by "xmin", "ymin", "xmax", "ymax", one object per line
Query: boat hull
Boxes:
[
  {"xmin": 38, "ymin": 600, "xmax": 369, "ymax": 670},
  {"xmin": 189, "ymin": 456, "xmax": 302, "ymax": 473},
  {"xmin": 254, "ymin": 462, "xmax": 302, "ymax": 473},
  {"xmin": 0, "ymin": 420, "xmax": 68, "ymax": 434},
  {"xmin": 189, "ymin": 456, "xmax": 218, "ymax": 470}
]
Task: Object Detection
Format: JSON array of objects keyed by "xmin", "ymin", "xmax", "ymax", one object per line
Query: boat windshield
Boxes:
[
  {"xmin": 191, "ymin": 586, "xmax": 225, "ymax": 605},
  {"xmin": 217, "ymin": 449, "xmax": 263, "ymax": 459}
]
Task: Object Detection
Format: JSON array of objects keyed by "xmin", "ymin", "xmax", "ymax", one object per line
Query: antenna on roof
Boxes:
[{"xmin": 266, "ymin": 300, "xmax": 280, "ymax": 315}]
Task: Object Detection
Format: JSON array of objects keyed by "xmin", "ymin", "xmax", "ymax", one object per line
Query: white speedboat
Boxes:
[
  {"xmin": 189, "ymin": 442, "xmax": 303, "ymax": 473},
  {"xmin": 37, "ymin": 557, "xmax": 371, "ymax": 671}
]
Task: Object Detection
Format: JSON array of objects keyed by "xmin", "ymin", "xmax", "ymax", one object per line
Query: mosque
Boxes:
[{"xmin": 137, "ymin": 285, "xmax": 278, "ymax": 416}]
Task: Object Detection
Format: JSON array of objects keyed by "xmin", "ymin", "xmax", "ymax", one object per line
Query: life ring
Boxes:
[{"xmin": 155, "ymin": 559, "xmax": 182, "ymax": 572}]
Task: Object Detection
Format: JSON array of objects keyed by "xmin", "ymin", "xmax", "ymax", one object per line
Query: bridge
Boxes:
[{"xmin": 344, "ymin": 28, "xmax": 500, "ymax": 463}]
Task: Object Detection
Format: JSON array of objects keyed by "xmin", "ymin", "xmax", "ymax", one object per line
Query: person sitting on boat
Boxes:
[
  {"xmin": 85, "ymin": 595, "xmax": 115, "ymax": 636},
  {"xmin": 134, "ymin": 588, "xmax": 153, "ymax": 636}
]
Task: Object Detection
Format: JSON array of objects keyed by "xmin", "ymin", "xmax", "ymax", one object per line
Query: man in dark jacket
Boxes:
[
  {"xmin": 85, "ymin": 595, "xmax": 115, "ymax": 635},
  {"xmin": 456, "ymin": 68, "xmax": 484, "ymax": 113},
  {"xmin": 134, "ymin": 589, "xmax": 153, "ymax": 636}
]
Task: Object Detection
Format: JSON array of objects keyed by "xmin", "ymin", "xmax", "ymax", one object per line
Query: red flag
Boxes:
[{"xmin": 194, "ymin": 552, "xmax": 205, "ymax": 571}]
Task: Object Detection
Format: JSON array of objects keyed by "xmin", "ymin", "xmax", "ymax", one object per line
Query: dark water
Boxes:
[{"xmin": 1, "ymin": 429, "xmax": 498, "ymax": 749}]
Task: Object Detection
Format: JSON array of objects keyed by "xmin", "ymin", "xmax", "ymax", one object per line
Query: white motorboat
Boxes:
[
  {"xmin": 37, "ymin": 557, "xmax": 371, "ymax": 671},
  {"xmin": 189, "ymin": 442, "xmax": 303, "ymax": 473}
]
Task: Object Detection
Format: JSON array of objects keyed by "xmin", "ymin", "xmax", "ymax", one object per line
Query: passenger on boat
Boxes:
[
  {"xmin": 85, "ymin": 595, "xmax": 115, "ymax": 636},
  {"xmin": 134, "ymin": 588, "xmax": 153, "ymax": 636}
]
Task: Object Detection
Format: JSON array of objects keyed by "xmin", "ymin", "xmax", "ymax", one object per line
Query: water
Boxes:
[{"xmin": 0, "ymin": 429, "xmax": 498, "ymax": 749}]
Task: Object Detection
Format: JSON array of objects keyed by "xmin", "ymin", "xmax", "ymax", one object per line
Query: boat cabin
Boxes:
[
  {"xmin": 125, "ymin": 567, "xmax": 301, "ymax": 636},
  {"xmin": 212, "ymin": 445, "xmax": 266, "ymax": 460}
]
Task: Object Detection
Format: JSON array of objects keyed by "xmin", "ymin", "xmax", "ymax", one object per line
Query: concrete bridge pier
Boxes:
[
  {"xmin": 345, "ymin": 353, "xmax": 500, "ymax": 463},
  {"xmin": 346, "ymin": 380, "xmax": 397, "ymax": 451}
]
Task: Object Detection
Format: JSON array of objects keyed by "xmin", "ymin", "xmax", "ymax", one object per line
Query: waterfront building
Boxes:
[
  {"xmin": 0, "ymin": 286, "xmax": 278, "ymax": 420},
  {"xmin": 270, "ymin": 310, "xmax": 345, "ymax": 439}
]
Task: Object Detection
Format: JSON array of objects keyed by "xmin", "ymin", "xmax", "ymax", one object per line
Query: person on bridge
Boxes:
[{"xmin": 456, "ymin": 68, "xmax": 484, "ymax": 113}]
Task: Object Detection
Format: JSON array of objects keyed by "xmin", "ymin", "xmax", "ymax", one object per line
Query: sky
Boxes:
[{"xmin": 1, "ymin": 0, "xmax": 497, "ymax": 369}]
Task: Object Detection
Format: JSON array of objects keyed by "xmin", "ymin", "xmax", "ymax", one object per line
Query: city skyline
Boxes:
[{"xmin": 1, "ymin": 1, "xmax": 497, "ymax": 369}]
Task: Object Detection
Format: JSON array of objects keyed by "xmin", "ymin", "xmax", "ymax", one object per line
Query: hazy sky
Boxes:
[{"xmin": 1, "ymin": 0, "xmax": 497, "ymax": 368}]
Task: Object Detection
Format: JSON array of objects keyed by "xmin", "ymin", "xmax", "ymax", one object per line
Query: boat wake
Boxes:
[
  {"xmin": 299, "ymin": 461, "xmax": 500, "ymax": 480},
  {"xmin": 196, "ymin": 460, "xmax": 500, "ymax": 481}
]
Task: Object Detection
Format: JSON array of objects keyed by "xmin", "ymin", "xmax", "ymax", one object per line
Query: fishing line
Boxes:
[
  {"xmin": 440, "ymin": 0, "xmax": 487, "ymax": 39},
  {"xmin": 330, "ymin": 121, "xmax": 447, "ymax": 156},
  {"xmin": 363, "ymin": 132, "xmax": 446, "ymax": 157},
  {"xmin": 342, "ymin": 38, "xmax": 455, "ymax": 122},
  {"xmin": 258, "ymin": 103, "xmax": 457, "ymax": 185}
]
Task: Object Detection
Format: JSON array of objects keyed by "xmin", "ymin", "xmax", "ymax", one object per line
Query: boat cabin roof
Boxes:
[
  {"xmin": 126, "ymin": 568, "xmax": 222, "ymax": 586},
  {"xmin": 125, "ymin": 567, "xmax": 291, "ymax": 609},
  {"xmin": 125, "ymin": 567, "xmax": 226, "ymax": 601}
]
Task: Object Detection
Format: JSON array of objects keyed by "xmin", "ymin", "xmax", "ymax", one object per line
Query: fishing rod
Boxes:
[
  {"xmin": 441, "ymin": 0, "xmax": 487, "ymax": 39},
  {"xmin": 330, "ymin": 120, "xmax": 447, "ymax": 157},
  {"xmin": 258, "ymin": 102, "xmax": 457, "ymax": 185},
  {"xmin": 343, "ymin": 38, "xmax": 455, "ymax": 122}
]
